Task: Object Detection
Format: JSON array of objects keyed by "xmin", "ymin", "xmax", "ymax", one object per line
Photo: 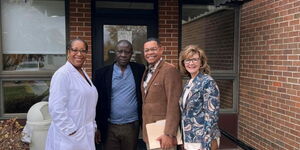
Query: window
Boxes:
[
  {"xmin": 181, "ymin": 3, "xmax": 240, "ymax": 112},
  {"xmin": 3, "ymin": 80, "xmax": 50, "ymax": 113},
  {"xmin": 0, "ymin": 0, "xmax": 66, "ymax": 118},
  {"xmin": 103, "ymin": 25, "xmax": 147, "ymax": 65}
]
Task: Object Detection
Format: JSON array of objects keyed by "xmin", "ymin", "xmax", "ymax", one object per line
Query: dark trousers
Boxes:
[{"xmin": 104, "ymin": 120, "xmax": 140, "ymax": 150}]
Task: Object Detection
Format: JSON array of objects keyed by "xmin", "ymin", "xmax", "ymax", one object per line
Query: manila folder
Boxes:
[{"xmin": 146, "ymin": 119, "xmax": 182, "ymax": 149}]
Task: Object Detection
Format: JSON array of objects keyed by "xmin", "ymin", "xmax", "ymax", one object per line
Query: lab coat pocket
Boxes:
[
  {"xmin": 60, "ymin": 126, "xmax": 87, "ymax": 150},
  {"xmin": 69, "ymin": 126, "xmax": 86, "ymax": 142}
]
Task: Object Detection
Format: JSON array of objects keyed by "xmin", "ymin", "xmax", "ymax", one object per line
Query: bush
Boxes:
[{"xmin": 0, "ymin": 118, "xmax": 29, "ymax": 150}]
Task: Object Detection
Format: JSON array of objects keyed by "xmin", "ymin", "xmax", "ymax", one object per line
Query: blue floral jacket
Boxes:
[{"xmin": 179, "ymin": 73, "xmax": 221, "ymax": 150}]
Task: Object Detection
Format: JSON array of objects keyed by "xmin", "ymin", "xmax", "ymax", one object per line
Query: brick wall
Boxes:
[
  {"xmin": 69, "ymin": 0, "xmax": 179, "ymax": 74},
  {"xmin": 159, "ymin": 0, "xmax": 179, "ymax": 66},
  {"xmin": 182, "ymin": 10, "xmax": 235, "ymax": 109},
  {"xmin": 69, "ymin": 0, "xmax": 92, "ymax": 76},
  {"xmin": 182, "ymin": 9, "xmax": 235, "ymax": 71},
  {"xmin": 239, "ymin": 0, "xmax": 300, "ymax": 149}
]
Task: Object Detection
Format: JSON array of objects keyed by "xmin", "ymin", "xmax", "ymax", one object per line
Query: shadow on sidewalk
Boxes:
[{"xmin": 96, "ymin": 139, "xmax": 147, "ymax": 150}]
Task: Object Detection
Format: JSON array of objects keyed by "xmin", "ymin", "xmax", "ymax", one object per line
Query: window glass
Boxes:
[
  {"xmin": 3, "ymin": 80, "xmax": 50, "ymax": 113},
  {"xmin": 1, "ymin": 0, "xmax": 66, "ymax": 71},
  {"xmin": 103, "ymin": 25, "xmax": 147, "ymax": 65},
  {"xmin": 0, "ymin": 0, "xmax": 65, "ymax": 116},
  {"xmin": 182, "ymin": 4, "xmax": 238, "ymax": 112},
  {"xmin": 182, "ymin": 5, "xmax": 235, "ymax": 71},
  {"xmin": 4, "ymin": 54, "xmax": 65, "ymax": 71},
  {"xmin": 215, "ymin": 79, "xmax": 233, "ymax": 109}
]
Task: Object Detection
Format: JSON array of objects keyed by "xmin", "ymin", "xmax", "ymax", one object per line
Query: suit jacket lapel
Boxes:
[
  {"xmin": 106, "ymin": 64, "xmax": 114, "ymax": 100},
  {"xmin": 141, "ymin": 69, "xmax": 147, "ymax": 100},
  {"xmin": 143, "ymin": 60, "xmax": 164, "ymax": 99},
  {"xmin": 180, "ymin": 82, "xmax": 188, "ymax": 111},
  {"xmin": 183, "ymin": 74, "xmax": 201, "ymax": 110}
]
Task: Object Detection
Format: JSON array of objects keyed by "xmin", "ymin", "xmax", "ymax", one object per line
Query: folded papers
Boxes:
[{"xmin": 146, "ymin": 120, "xmax": 182, "ymax": 149}]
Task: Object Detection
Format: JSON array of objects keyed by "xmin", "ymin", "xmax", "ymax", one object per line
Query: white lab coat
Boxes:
[{"xmin": 45, "ymin": 61, "xmax": 98, "ymax": 150}]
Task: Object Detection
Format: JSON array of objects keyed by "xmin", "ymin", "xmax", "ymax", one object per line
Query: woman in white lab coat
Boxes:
[{"xmin": 45, "ymin": 38, "xmax": 98, "ymax": 150}]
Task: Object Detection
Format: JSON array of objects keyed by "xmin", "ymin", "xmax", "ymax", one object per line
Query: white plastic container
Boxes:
[{"xmin": 25, "ymin": 102, "xmax": 51, "ymax": 150}]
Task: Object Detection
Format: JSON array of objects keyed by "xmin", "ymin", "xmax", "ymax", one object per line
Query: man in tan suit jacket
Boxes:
[{"xmin": 142, "ymin": 38, "xmax": 182, "ymax": 150}]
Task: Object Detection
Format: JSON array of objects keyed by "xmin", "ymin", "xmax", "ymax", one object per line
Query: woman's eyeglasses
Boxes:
[
  {"xmin": 184, "ymin": 58, "xmax": 200, "ymax": 64},
  {"xmin": 70, "ymin": 48, "xmax": 88, "ymax": 54}
]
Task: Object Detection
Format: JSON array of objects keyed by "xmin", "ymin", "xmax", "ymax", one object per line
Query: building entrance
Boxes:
[{"xmin": 92, "ymin": 0, "xmax": 157, "ymax": 70}]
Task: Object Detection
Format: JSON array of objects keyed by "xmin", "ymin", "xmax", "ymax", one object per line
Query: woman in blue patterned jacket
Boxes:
[{"xmin": 179, "ymin": 45, "xmax": 220, "ymax": 150}]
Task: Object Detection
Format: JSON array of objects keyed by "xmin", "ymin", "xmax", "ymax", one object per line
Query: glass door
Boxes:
[
  {"xmin": 92, "ymin": 0, "xmax": 157, "ymax": 71},
  {"xmin": 103, "ymin": 25, "xmax": 147, "ymax": 65}
]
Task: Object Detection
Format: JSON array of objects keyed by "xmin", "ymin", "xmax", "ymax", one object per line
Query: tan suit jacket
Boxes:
[{"xmin": 141, "ymin": 60, "xmax": 182, "ymax": 143}]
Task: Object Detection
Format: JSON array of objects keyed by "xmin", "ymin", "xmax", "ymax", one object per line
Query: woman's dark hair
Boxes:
[{"xmin": 67, "ymin": 38, "xmax": 88, "ymax": 51}]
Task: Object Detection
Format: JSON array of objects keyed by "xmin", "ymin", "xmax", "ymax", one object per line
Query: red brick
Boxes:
[
  {"xmin": 69, "ymin": 0, "xmax": 92, "ymax": 75},
  {"xmin": 67, "ymin": 1, "xmax": 300, "ymax": 149},
  {"xmin": 239, "ymin": 0, "xmax": 300, "ymax": 149}
]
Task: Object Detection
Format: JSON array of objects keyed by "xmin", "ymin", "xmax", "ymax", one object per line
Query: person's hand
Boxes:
[
  {"xmin": 95, "ymin": 129, "xmax": 101, "ymax": 144},
  {"xmin": 156, "ymin": 134, "xmax": 175, "ymax": 149}
]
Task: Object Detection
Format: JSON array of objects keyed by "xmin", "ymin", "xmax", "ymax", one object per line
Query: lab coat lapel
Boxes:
[{"xmin": 65, "ymin": 61, "xmax": 91, "ymax": 87}]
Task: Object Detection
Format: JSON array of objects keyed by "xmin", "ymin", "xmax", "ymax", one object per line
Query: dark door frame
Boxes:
[{"xmin": 92, "ymin": 3, "xmax": 158, "ymax": 73}]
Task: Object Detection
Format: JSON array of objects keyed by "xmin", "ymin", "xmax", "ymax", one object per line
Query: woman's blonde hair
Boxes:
[{"xmin": 179, "ymin": 45, "xmax": 211, "ymax": 77}]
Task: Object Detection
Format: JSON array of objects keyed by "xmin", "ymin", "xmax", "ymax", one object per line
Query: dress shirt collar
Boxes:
[{"xmin": 147, "ymin": 58, "xmax": 162, "ymax": 73}]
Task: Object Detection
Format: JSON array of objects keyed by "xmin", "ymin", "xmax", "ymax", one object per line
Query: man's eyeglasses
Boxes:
[
  {"xmin": 115, "ymin": 50, "xmax": 132, "ymax": 55},
  {"xmin": 70, "ymin": 48, "xmax": 88, "ymax": 54},
  {"xmin": 183, "ymin": 58, "xmax": 200, "ymax": 64},
  {"xmin": 144, "ymin": 47, "xmax": 159, "ymax": 53}
]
